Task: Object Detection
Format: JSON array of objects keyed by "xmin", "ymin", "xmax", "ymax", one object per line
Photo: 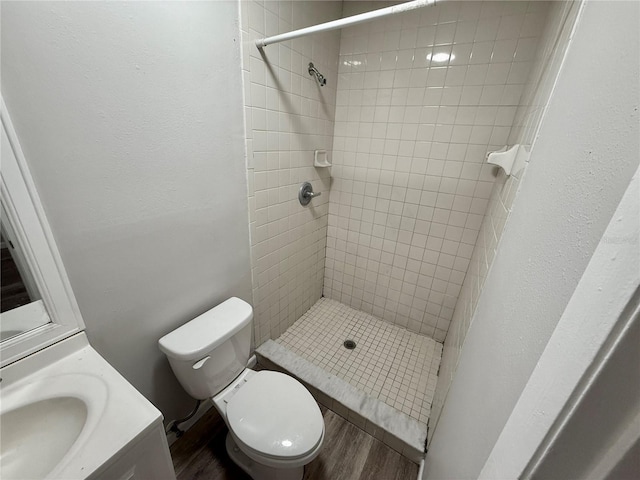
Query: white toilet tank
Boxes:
[{"xmin": 158, "ymin": 297, "xmax": 253, "ymax": 400}]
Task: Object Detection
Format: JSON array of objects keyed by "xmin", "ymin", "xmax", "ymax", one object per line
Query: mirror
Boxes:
[
  {"xmin": 1, "ymin": 209, "xmax": 50, "ymax": 341},
  {"xmin": 1, "ymin": 97, "xmax": 85, "ymax": 367}
]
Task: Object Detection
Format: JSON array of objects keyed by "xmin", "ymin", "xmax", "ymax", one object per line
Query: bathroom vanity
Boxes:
[{"xmin": 0, "ymin": 333, "xmax": 176, "ymax": 480}]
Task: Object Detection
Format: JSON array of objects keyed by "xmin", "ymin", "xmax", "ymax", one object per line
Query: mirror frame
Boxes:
[{"xmin": 1, "ymin": 97, "xmax": 85, "ymax": 367}]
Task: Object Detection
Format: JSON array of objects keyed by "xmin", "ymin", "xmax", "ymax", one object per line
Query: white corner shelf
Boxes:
[
  {"xmin": 486, "ymin": 144, "xmax": 529, "ymax": 176},
  {"xmin": 314, "ymin": 150, "xmax": 331, "ymax": 168}
]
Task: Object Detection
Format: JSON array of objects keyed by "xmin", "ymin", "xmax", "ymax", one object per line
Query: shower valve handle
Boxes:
[{"xmin": 299, "ymin": 182, "xmax": 321, "ymax": 206}]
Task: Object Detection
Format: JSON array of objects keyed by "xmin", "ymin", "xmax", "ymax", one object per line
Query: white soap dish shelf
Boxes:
[
  {"xmin": 314, "ymin": 150, "xmax": 331, "ymax": 168},
  {"xmin": 486, "ymin": 144, "xmax": 529, "ymax": 176}
]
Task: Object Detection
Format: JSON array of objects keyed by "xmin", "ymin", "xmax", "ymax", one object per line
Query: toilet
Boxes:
[{"xmin": 158, "ymin": 297, "xmax": 324, "ymax": 480}]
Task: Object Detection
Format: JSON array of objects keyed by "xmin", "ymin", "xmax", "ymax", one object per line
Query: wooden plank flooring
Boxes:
[{"xmin": 170, "ymin": 404, "xmax": 418, "ymax": 480}]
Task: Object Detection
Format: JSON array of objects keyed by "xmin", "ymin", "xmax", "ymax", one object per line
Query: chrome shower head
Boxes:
[{"xmin": 308, "ymin": 62, "xmax": 327, "ymax": 87}]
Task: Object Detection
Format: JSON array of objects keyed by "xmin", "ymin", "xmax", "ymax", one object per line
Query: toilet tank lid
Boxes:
[{"xmin": 158, "ymin": 297, "xmax": 253, "ymax": 361}]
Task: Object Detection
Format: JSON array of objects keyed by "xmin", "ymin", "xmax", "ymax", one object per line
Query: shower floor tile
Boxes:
[{"xmin": 276, "ymin": 297, "xmax": 443, "ymax": 425}]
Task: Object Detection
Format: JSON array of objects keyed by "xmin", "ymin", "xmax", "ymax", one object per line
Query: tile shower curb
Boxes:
[{"xmin": 256, "ymin": 340, "xmax": 426, "ymax": 464}]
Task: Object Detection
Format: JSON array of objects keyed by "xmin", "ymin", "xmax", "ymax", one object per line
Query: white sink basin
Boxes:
[
  {"xmin": 0, "ymin": 371, "xmax": 107, "ymax": 480},
  {"xmin": 0, "ymin": 333, "xmax": 164, "ymax": 479},
  {"xmin": 1, "ymin": 397, "xmax": 88, "ymax": 479}
]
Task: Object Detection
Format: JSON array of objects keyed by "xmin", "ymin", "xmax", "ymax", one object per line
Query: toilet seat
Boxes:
[{"xmin": 226, "ymin": 371, "xmax": 324, "ymax": 467}]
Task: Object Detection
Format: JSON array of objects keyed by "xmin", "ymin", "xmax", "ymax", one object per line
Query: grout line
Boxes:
[{"xmin": 275, "ymin": 297, "xmax": 442, "ymax": 425}]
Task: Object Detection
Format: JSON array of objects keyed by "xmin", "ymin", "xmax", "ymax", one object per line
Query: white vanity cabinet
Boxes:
[
  {"xmin": 0, "ymin": 334, "xmax": 177, "ymax": 480},
  {"xmin": 91, "ymin": 423, "xmax": 175, "ymax": 480}
]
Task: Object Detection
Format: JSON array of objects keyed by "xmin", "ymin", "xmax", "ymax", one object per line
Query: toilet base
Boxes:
[{"xmin": 225, "ymin": 433, "xmax": 304, "ymax": 480}]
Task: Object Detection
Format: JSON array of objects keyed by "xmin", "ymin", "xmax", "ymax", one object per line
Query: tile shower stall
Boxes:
[{"xmin": 241, "ymin": 0, "xmax": 578, "ymax": 461}]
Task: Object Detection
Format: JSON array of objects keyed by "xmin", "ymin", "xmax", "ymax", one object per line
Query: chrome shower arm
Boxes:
[{"xmin": 308, "ymin": 63, "xmax": 327, "ymax": 87}]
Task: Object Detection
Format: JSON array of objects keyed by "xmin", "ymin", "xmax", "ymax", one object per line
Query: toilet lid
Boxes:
[{"xmin": 226, "ymin": 371, "xmax": 324, "ymax": 459}]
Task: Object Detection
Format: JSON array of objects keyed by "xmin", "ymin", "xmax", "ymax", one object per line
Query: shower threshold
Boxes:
[{"xmin": 255, "ymin": 297, "xmax": 443, "ymax": 463}]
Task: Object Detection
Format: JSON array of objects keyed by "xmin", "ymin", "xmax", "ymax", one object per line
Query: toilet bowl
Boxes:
[
  {"xmin": 158, "ymin": 297, "xmax": 324, "ymax": 480},
  {"xmin": 214, "ymin": 369, "xmax": 324, "ymax": 480}
]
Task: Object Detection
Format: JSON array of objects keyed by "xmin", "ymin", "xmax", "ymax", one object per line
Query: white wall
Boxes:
[
  {"xmin": 326, "ymin": 1, "xmax": 549, "ymax": 342},
  {"xmin": 240, "ymin": 0, "xmax": 343, "ymax": 345},
  {"xmin": 429, "ymin": 0, "xmax": 579, "ymax": 441},
  {"xmin": 479, "ymin": 168, "xmax": 639, "ymax": 478},
  {"xmin": 424, "ymin": 1, "xmax": 640, "ymax": 478},
  {"xmin": 1, "ymin": 1, "xmax": 252, "ymax": 422}
]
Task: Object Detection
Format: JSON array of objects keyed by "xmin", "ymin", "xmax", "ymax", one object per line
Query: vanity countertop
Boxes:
[{"xmin": 1, "ymin": 332, "xmax": 165, "ymax": 479}]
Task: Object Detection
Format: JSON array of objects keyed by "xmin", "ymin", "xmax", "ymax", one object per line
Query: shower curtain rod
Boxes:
[{"xmin": 255, "ymin": 0, "xmax": 437, "ymax": 49}]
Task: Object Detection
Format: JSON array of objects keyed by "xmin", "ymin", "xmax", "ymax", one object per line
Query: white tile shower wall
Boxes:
[
  {"xmin": 325, "ymin": 1, "xmax": 549, "ymax": 342},
  {"xmin": 240, "ymin": 1, "xmax": 343, "ymax": 345},
  {"xmin": 430, "ymin": 0, "xmax": 581, "ymax": 441}
]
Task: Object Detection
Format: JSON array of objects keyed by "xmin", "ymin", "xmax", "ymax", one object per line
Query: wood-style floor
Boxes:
[{"xmin": 170, "ymin": 404, "xmax": 418, "ymax": 480}]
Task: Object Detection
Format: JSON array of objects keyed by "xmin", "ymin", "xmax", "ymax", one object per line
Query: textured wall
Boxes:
[
  {"xmin": 425, "ymin": 0, "xmax": 640, "ymax": 477},
  {"xmin": 480, "ymin": 169, "xmax": 639, "ymax": 479},
  {"xmin": 240, "ymin": 1, "xmax": 343, "ymax": 345},
  {"xmin": 1, "ymin": 1, "xmax": 252, "ymax": 423},
  {"xmin": 429, "ymin": 0, "xmax": 580, "ymax": 439},
  {"xmin": 325, "ymin": 1, "xmax": 549, "ymax": 341}
]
